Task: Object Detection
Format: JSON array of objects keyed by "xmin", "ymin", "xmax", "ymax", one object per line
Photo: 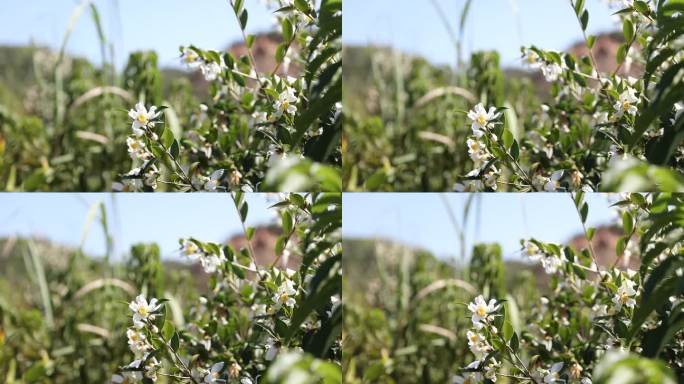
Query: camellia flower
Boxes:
[
  {"xmin": 111, "ymin": 372, "xmax": 143, "ymax": 384},
  {"xmin": 454, "ymin": 170, "xmax": 484, "ymax": 192},
  {"xmin": 181, "ymin": 239, "xmax": 202, "ymax": 261},
  {"xmin": 467, "ymin": 138, "xmax": 488, "ymax": 163},
  {"xmin": 128, "ymin": 102, "xmax": 161, "ymax": 136},
  {"xmin": 126, "ymin": 137, "xmax": 149, "ymax": 160},
  {"xmin": 467, "ymin": 103, "xmax": 499, "ymax": 137},
  {"xmin": 544, "ymin": 170, "xmax": 564, "ymax": 192},
  {"xmin": 543, "ymin": 362, "xmax": 564, "ymax": 383},
  {"xmin": 541, "ymin": 63, "xmax": 563, "ymax": 82},
  {"xmin": 540, "ymin": 255, "xmax": 563, "ymax": 274},
  {"xmin": 614, "ymin": 88, "xmax": 639, "ymax": 117},
  {"xmin": 200, "ymin": 252, "xmax": 226, "ymax": 274},
  {"xmin": 484, "ymin": 359, "xmax": 501, "ymax": 382},
  {"xmin": 181, "ymin": 48, "xmax": 202, "ymax": 69},
  {"xmin": 200, "ymin": 61, "xmax": 223, "ymax": 82},
  {"xmin": 453, "ymin": 372, "xmax": 483, "ymax": 384},
  {"xmin": 129, "ymin": 294, "xmax": 162, "ymax": 329},
  {"xmin": 467, "ymin": 330, "xmax": 491, "ymax": 355},
  {"xmin": 467, "ymin": 295, "xmax": 500, "ymax": 329},
  {"xmin": 273, "ymin": 87, "xmax": 298, "ymax": 118},
  {"xmin": 273, "ymin": 279, "xmax": 297, "ymax": 308},
  {"xmin": 524, "ymin": 241, "xmax": 541, "ymax": 259},
  {"xmin": 524, "ymin": 49, "xmax": 542, "ymax": 68},
  {"xmin": 127, "ymin": 328, "xmax": 150, "ymax": 354},
  {"xmin": 204, "ymin": 362, "xmax": 225, "ymax": 384},
  {"xmin": 612, "ymin": 279, "xmax": 637, "ymax": 309},
  {"xmin": 204, "ymin": 170, "xmax": 224, "ymax": 192}
]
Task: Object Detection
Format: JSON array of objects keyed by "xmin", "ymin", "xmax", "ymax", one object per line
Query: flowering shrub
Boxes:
[
  {"xmin": 344, "ymin": 0, "xmax": 684, "ymax": 192},
  {"xmin": 344, "ymin": 193, "xmax": 684, "ymax": 383},
  {"xmin": 121, "ymin": 0, "xmax": 342, "ymax": 192},
  {"xmin": 113, "ymin": 192, "xmax": 342, "ymax": 383}
]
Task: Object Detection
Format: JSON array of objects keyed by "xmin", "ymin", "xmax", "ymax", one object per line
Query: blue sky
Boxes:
[
  {"xmin": 344, "ymin": 0, "xmax": 620, "ymax": 68},
  {"xmin": 0, "ymin": 0, "xmax": 277, "ymax": 69},
  {"xmin": 0, "ymin": 193, "xmax": 279, "ymax": 260},
  {"xmin": 343, "ymin": 193, "xmax": 619, "ymax": 261}
]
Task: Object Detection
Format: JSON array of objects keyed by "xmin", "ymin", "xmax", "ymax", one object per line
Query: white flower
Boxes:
[
  {"xmin": 273, "ymin": 87, "xmax": 298, "ymax": 117},
  {"xmin": 252, "ymin": 111, "xmax": 269, "ymax": 127},
  {"xmin": 181, "ymin": 239, "xmax": 202, "ymax": 261},
  {"xmin": 112, "ymin": 372, "xmax": 142, "ymax": 384},
  {"xmin": 467, "ymin": 330, "xmax": 491, "ymax": 355},
  {"xmin": 612, "ymin": 279, "xmax": 637, "ymax": 309},
  {"xmin": 467, "ymin": 295, "xmax": 500, "ymax": 329},
  {"xmin": 127, "ymin": 328, "xmax": 150, "ymax": 354},
  {"xmin": 524, "ymin": 241, "xmax": 542, "ymax": 260},
  {"xmin": 524, "ymin": 49, "xmax": 542, "ymax": 68},
  {"xmin": 484, "ymin": 170, "xmax": 499, "ymax": 191},
  {"xmin": 467, "ymin": 103, "xmax": 499, "ymax": 137},
  {"xmin": 201, "ymin": 61, "xmax": 223, "ymax": 82},
  {"xmin": 541, "ymin": 63, "xmax": 563, "ymax": 82},
  {"xmin": 467, "ymin": 138, "xmax": 488, "ymax": 163},
  {"xmin": 674, "ymin": 102, "xmax": 684, "ymax": 122},
  {"xmin": 204, "ymin": 362, "xmax": 224, "ymax": 384},
  {"xmin": 591, "ymin": 304, "xmax": 609, "ymax": 319},
  {"xmin": 126, "ymin": 137, "xmax": 148, "ymax": 160},
  {"xmin": 272, "ymin": 279, "xmax": 297, "ymax": 308},
  {"xmin": 455, "ymin": 179, "xmax": 483, "ymax": 193},
  {"xmin": 543, "ymin": 362, "xmax": 564, "ymax": 383},
  {"xmin": 484, "ymin": 359, "xmax": 500, "ymax": 382},
  {"xmin": 129, "ymin": 295, "xmax": 162, "ymax": 329},
  {"xmin": 613, "ymin": 88, "xmax": 639, "ymax": 117},
  {"xmin": 203, "ymin": 170, "xmax": 224, "ymax": 192},
  {"xmin": 453, "ymin": 372, "xmax": 483, "ymax": 384},
  {"xmin": 581, "ymin": 378, "xmax": 592, "ymax": 384},
  {"xmin": 181, "ymin": 48, "xmax": 202, "ymax": 69},
  {"xmin": 544, "ymin": 170, "xmax": 564, "ymax": 192},
  {"xmin": 593, "ymin": 111, "xmax": 610, "ymax": 127},
  {"xmin": 128, "ymin": 102, "xmax": 161, "ymax": 136},
  {"xmin": 540, "ymin": 255, "xmax": 563, "ymax": 274},
  {"xmin": 200, "ymin": 252, "xmax": 226, "ymax": 274},
  {"xmin": 265, "ymin": 340, "xmax": 279, "ymax": 361}
]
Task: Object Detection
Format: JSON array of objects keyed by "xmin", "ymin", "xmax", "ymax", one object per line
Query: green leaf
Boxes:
[
  {"xmin": 588, "ymin": 34, "xmax": 597, "ymax": 49},
  {"xmin": 239, "ymin": 9, "xmax": 248, "ymax": 29},
  {"xmin": 581, "ymin": 10, "xmax": 589, "ymax": 31},
  {"xmin": 246, "ymin": 227, "xmax": 255, "ymax": 240},
  {"xmin": 623, "ymin": 19, "xmax": 635, "ymax": 42},
  {"xmin": 580, "ymin": 203, "xmax": 589, "ymax": 223},
  {"xmin": 161, "ymin": 127, "xmax": 175, "ymax": 149},
  {"xmin": 282, "ymin": 18, "xmax": 294, "ymax": 41}
]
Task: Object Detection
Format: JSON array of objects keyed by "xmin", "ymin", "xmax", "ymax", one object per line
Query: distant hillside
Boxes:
[
  {"xmin": 0, "ymin": 225, "xmax": 286, "ymax": 296},
  {"xmin": 343, "ymin": 32, "xmax": 626, "ymax": 117},
  {"xmin": 344, "ymin": 223, "xmax": 630, "ymax": 297}
]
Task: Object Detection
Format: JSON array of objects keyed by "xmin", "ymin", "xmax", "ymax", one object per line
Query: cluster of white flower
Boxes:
[
  {"xmin": 181, "ymin": 238, "xmax": 227, "ymax": 274},
  {"xmin": 111, "ymin": 295, "xmax": 163, "ymax": 383},
  {"xmin": 613, "ymin": 87, "xmax": 640, "ymax": 117},
  {"xmin": 612, "ymin": 278, "xmax": 638, "ymax": 310},
  {"xmin": 191, "ymin": 170, "xmax": 226, "ymax": 192},
  {"xmin": 181, "ymin": 48, "xmax": 227, "ymax": 82},
  {"xmin": 453, "ymin": 296, "xmax": 502, "ymax": 382},
  {"xmin": 273, "ymin": 87, "xmax": 299, "ymax": 119},
  {"xmin": 523, "ymin": 49, "xmax": 564, "ymax": 82},
  {"xmin": 455, "ymin": 104, "xmax": 503, "ymax": 192},
  {"xmin": 120, "ymin": 102, "xmax": 165, "ymax": 191},
  {"xmin": 272, "ymin": 278, "xmax": 298, "ymax": 309},
  {"xmin": 524, "ymin": 241, "xmax": 564, "ymax": 274}
]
